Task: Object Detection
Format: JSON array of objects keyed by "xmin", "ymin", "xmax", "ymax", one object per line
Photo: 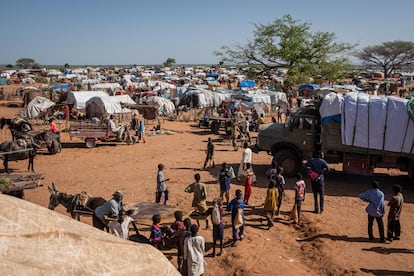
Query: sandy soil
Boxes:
[{"xmin": 1, "ymin": 104, "xmax": 414, "ymax": 275}]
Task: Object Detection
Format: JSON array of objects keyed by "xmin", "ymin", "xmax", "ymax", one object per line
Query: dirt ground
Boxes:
[{"xmin": 1, "ymin": 104, "xmax": 414, "ymax": 276}]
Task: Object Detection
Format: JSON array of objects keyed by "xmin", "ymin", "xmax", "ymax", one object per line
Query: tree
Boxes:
[
  {"xmin": 64, "ymin": 63, "xmax": 70, "ymax": 68},
  {"xmin": 16, "ymin": 58, "xmax": 37, "ymax": 69},
  {"xmin": 355, "ymin": 41, "xmax": 414, "ymax": 78},
  {"xmin": 214, "ymin": 15, "xmax": 354, "ymax": 87},
  {"xmin": 163, "ymin": 57, "xmax": 176, "ymax": 67}
]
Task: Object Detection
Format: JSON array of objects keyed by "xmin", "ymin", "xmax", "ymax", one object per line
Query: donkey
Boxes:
[
  {"xmin": 0, "ymin": 138, "xmax": 36, "ymax": 173},
  {"xmin": 48, "ymin": 183, "xmax": 106, "ymax": 221},
  {"xmin": 0, "ymin": 117, "xmax": 32, "ymax": 141}
]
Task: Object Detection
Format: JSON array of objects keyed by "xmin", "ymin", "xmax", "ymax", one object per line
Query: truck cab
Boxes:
[{"xmin": 255, "ymin": 108, "xmax": 320, "ymax": 176}]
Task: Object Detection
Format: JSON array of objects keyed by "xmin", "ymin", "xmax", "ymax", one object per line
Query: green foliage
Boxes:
[
  {"xmin": 163, "ymin": 57, "xmax": 176, "ymax": 67},
  {"xmin": 355, "ymin": 40, "xmax": 414, "ymax": 78},
  {"xmin": 16, "ymin": 58, "xmax": 37, "ymax": 69},
  {"xmin": 214, "ymin": 14, "xmax": 354, "ymax": 88},
  {"xmin": 6, "ymin": 64, "xmax": 13, "ymax": 69}
]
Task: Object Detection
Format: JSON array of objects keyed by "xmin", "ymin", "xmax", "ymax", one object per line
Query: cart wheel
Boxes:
[
  {"xmin": 126, "ymin": 135, "xmax": 136, "ymax": 145},
  {"xmin": 85, "ymin": 138, "xmax": 96, "ymax": 148},
  {"xmin": 210, "ymin": 120, "xmax": 219, "ymax": 133}
]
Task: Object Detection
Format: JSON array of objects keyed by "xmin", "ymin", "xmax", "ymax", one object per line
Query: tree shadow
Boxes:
[
  {"xmin": 362, "ymin": 247, "xmax": 414, "ymax": 255},
  {"xmin": 360, "ymin": 268, "xmax": 414, "ymax": 275}
]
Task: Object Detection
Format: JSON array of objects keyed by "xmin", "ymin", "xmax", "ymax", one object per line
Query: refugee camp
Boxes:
[{"xmin": 1, "ymin": 1, "xmax": 414, "ymax": 275}]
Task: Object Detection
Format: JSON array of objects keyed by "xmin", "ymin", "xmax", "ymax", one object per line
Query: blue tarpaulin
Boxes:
[
  {"xmin": 239, "ymin": 80, "xmax": 256, "ymax": 88},
  {"xmin": 54, "ymin": 84, "xmax": 71, "ymax": 90},
  {"xmin": 298, "ymin": 84, "xmax": 320, "ymax": 92}
]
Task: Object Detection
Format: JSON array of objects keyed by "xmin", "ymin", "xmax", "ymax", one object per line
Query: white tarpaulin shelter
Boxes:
[
  {"xmin": 145, "ymin": 96, "xmax": 176, "ymax": 116},
  {"xmin": 91, "ymin": 83, "xmax": 121, "ymax": 91},
  {"xmin": 341, "ymin": 92, "xmax": 414, "ymax": 154},
  {"xmin": 0, "ymin": 194, "xmax": 179, "ymax": 275},
  {"xmin": 24, "ymin": 96, "xmax": 56, "ymax": 119},
  {"xmin": 85, "ymin": 95, "xmax": 135, "ymax": 118},
  {"xmin": 66, "ymin": 91, "xmax": 108, "ymax": 111}
]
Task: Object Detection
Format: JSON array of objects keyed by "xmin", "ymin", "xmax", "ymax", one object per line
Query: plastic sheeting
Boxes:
[
  {"xmin": 85, "ymin": 95, "xmax": 135, "ymax": 118},
  {"xmin": 145, "ymin": 96, "xmax": 176, "ymax": 116},
  {"xmin": 0, "ymin": 194, "xmax": 179, "ymax": 275},
  {"xmin": 319, "ymin": 92, "xmax": 343, "ymax": 119},
  {"xmin": 341, "ymin": 92, "xmax": 414, "ymax": 154},
  {"xmin": 66, "ymin": 91, "xmax": 108, "ymax": 111},
  {"xmin": 24, "ymin": 96, "xmax": 56, "ymax": 119}
]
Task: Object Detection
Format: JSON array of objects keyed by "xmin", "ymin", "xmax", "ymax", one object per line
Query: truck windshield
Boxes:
[{"xmin": 285, "ymin": 116, "xmax": 313, "ymax": 130}]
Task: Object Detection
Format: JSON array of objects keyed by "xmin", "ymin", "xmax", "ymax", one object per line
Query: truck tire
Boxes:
[
  {"xmin": 274, "ymin": 149, "xmax": 301, "ymax": 177},
  {"xmin": 210, "ymin": 120, "xmax": 219, "ymax": 133},
  {"xmin": 85, "ymin": 138, "xmax": 96, "ymax": 148}
]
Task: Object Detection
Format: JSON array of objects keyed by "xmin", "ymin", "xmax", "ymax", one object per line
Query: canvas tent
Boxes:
[
  {"xmin": 145, "ymin": 96, "xmax": 176, "ymax": 116},
  {"xmin": 85, "ymin": 95, "xmax": 135, "ymax": 118},
  {"xmin": 66, "ymin": 91, "xmax": 108, "ymax": 111},
  {"xmin": 0, "ymin": 194, "xmax": 179, "ymax": 275},
  {"xmin": 24, "ymin": 96, "xmax": 56, "ymax": 119}
]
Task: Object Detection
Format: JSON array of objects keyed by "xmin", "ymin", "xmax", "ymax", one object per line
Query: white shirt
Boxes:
[
  {"xmin": 108, "ymin": 216, "xmax": 134, "ymax": 240},
  {"xmin": 184, "ymin": 235, "xmax": 205, "ymax": 276},
  {"xmin": 242, "ymin": 147, "xmax": 252, "ymax": 164}
]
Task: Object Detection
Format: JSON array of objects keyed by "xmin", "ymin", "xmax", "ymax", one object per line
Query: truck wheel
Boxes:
[
  {"xmin": 210, "ymin": 120, "xmax": 219, "ymax": 133},
  {"xmin": 274, "ymin": 149, "xmax": 300, "ymax": 177},
  {"xmin": 85, "ymin": 138, "xmax": 96, "ymax": 148}
]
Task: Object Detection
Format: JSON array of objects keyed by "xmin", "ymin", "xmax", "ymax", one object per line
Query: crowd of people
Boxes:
[{"xmin": 87, "ymin": 133, "xmax": 404, "ymax": 276}]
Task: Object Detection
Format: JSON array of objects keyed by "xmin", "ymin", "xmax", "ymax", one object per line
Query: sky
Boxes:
[{"xmin": 1, "ymin": 0, "xmax": 413, "ymax": 66}]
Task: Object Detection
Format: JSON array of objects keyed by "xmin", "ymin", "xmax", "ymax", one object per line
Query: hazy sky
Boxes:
[{"xmin": 1, "ymin": 0, "xmax": 413, "ymax": 65}]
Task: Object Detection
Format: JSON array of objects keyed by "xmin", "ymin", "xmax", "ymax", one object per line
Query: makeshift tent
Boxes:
[
  {"xmin": 178, "ymin": 86, "xmax": 231, "ymax": 108},
  {"xmin": 239, "ymin": 79, "xmax": 256, "ymax": 88},
  {"xmin": 341, "ymin": 92, "xmax": 414, "ymax": 154},
  {"xmin": 66, "ymin": 91, "xmax": 108, "ymax": 111},
  {"xmin": 85, "ymin": 95, "xmax": 135, "ymax": 118},
  {"xmin": 24, "ymin": 96, "xmax": 56, "ymax": 119},
  {"xmin": 145, "ymin": 96, "xmax": 176, "ymax": 116},
  {"xmin": 0, "ymin": 194, "xmax": 179, "ymax": 275},
  {"xmin": 91, "ymin": 83, "xmax": 121, "ymax": 91},
  {"xmin": 298, "ymin": 84, "xmax": 320, "ymax": 92}
]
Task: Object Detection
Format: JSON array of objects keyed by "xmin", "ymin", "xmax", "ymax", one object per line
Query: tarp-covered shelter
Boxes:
[
  {"xmin": 145, "ymin": 96, "xmax": 176, "ymax": 116},
  {"xmin": 66, "ymin": 91, "xmax": 108, "ymax": 111},
  {"xmin": 342, "ymin": 92, "xmax": 414, "ymax": 154},
  {"xmin": 0, "ymin": 194, "xmax": 179, "ymax": 275},
  {"xmin": 239, "ymin": 79, "xmax": 256, "ymax": 88},
  {"xmin": 177, "ymin": 86, "xmax": 231, "ymax": 108},
  {"xmin": 24, "ymin": 96, "xmax": 56, "ymax": 119},
  {"xmin": 85, "ymin": 95, "xmax": 135, "ymax": 118}
]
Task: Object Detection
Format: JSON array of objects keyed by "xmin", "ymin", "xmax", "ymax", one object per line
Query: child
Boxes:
[
  {"xmin": 211, "ymin": 198, "xmax": 224, "ymax": 256},
  {"xmin": 150, "ymin": 214, "xmax": 163, "ymax": 249},
  {"xmin": 273, "ymin": 166, "xmax": 285, "ymax": 215},
  {"xmin": 156, "ymin": 164, "xmax": 169, "ymax": 205},
  {"xmin": 293, "ymin": 173, "xmax": 306, "ymax": 223},
  {"xmin": 218, "ymin": 163, "xmax": 231, "ymax": 205},
  {"xmin": 243, "ymin": 163, "xmax": 254, "ymax": 206},
  {"xmin": 107, "ymin": 209, "xmax": 134, "ymax": 240},
  {"xmin": 170, "ymin": 211, "xmax": 186, "ymax": 270},
  {"xmin": 387, "ymin": 184, "xmax": 404, "ymax": 241},
  {"xmin": 227, "ymin": 189, "xmax": 245, "ymax": 247},
  {"xmin": 184, "ymin": 224, "xmax": 205, "ymax": 276},
  {"xmin": 180, "ymin": 218, "xmax": 192, "ymax": 275},
  {"xmin": 264, "ymin": 179, "xmax": 279, "ymax": 228},
  {"xmin": 203, "ymin": 137, "xmax": 215, "ymax": 169}
]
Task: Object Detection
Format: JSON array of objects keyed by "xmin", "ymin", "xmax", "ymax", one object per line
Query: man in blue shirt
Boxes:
[
  {"xmin": 303, "ymin": 152, "xmax": 330, "ymax": 214},
  {"xmin": 218, "ymin": 163, "xmax": 231, "ymax": 204},
  {"xmin": 358, "ymin": 180, "xmax": 388, "ymax": 243},
  {"xmin": 93, "ymin": 190, "xmax": 123, "ymax": 230}
]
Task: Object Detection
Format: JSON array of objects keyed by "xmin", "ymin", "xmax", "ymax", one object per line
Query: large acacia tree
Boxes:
[
  {"xmin": 16, "ymin": 58, "xmax": 38, "ymax": 69},
  {"xmin": 215, "ymin": 15, "xmax": 354, "ymax": 87},
  {"xmin": 355, "ymin": 40, "xmax": 414, "ymax": 78}
]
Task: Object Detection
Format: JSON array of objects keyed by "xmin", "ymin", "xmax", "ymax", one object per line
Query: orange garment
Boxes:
[{"xmin": 50, "ymin": 121, "xmax": 59, "ymax": 134}]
